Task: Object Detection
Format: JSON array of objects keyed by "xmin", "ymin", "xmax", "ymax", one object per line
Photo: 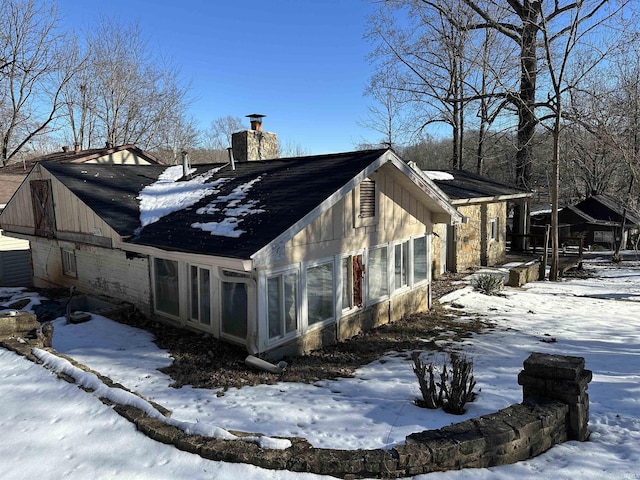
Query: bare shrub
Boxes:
[
  {"xmin": 412, "ymin": 352, "xmax": 476, "ymax": 414},
  {"xmin": 442, "ymin": 353, "xmax": 476, "ymax": 414}
]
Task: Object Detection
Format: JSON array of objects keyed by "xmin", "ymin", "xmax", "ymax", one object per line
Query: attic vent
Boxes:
[{"xmin": 359, "ymin": 179, "xmax": 376, "ymax": 218}]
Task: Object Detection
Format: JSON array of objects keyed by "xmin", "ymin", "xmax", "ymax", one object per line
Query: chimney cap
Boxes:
[{"xmin": 246, "ymin": 113, "xmax": 266, "ymax": 120}]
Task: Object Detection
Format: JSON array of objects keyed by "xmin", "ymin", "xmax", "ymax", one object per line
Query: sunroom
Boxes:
[{"xmin": 149, "ymin": 233, "xmax": 431, "ymax": 358}]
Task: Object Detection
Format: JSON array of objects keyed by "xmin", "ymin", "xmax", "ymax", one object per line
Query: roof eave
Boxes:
[
  {"xmin": 450, "ymin": 192, "xmax": 533, "ymax": 205},
  {"xmin": 118, "ymin": 240, "xmax": 253, "ymax": 271}
]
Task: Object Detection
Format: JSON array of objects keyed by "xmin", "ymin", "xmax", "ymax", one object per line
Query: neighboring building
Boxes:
[
  {"xmin": 29, "ymin": 143, "xmax": 162, "ymax": 165},
  {"xmin": 531, "ymin": 194, "xmax": 640, "ymax": 249},
  {"xmin": 415, "ymin": 168, "xmax": 532, "ymax": 275},
  {"xmin": 0, "ymin": 148, "xmax": 462, "ymax": 358},
  {"xmin": 0, "ymin": 144, "xmax": 161, "ymax": 287}
]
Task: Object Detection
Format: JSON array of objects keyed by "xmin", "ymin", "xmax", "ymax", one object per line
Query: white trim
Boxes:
[
  {"xmin": 366, "ymin": 244, "xmax": 390, "ymax": 305},
  {"xmin": 260, "ymin": 265, "xmax": 301, "ymax": 348},
  {"xmin": 304, "ymin": 257, "xmax": 337, "ymax": 331},
  {"xmin": 185, "ymin": 263, "xmax": 215, "ymax": 331}
]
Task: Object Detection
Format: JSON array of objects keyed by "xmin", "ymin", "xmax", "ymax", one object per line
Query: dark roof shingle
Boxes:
[{"xmin": 44, "ymin": 149, "xmax": 388, "ymax": 258}]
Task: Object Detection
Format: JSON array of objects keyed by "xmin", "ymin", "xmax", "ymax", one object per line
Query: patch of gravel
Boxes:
[{"xmin": 113, "ymin": 272, "xmax": 492, "ymax": 393}]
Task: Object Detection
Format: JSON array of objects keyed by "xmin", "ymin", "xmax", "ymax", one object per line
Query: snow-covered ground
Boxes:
[{"xmin": 1, "ymin": 257, "xmax": 640, "ymax": 479}]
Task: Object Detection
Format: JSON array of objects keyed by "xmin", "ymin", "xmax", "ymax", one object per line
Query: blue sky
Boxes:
[{"xmin": 57, "ymin": 0, "xmax": 380, "ymax": 154}]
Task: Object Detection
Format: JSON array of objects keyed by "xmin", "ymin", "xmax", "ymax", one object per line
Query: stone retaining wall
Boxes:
[
  {"xmin": 0, "ymin": 315, "xmax": 591, "ymax": 479},
  {"xmin": 508, "ymin": 261, "xmax": 542, "ymax": 287},
  {"xmin": 114, "ymin": 352, "xmax": 592, "ymax": 478}
]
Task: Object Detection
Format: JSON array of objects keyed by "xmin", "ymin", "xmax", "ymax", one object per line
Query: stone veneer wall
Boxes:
[{"xmin": 1, "ymin": 314, "xmax": 592, "ymax": 479}]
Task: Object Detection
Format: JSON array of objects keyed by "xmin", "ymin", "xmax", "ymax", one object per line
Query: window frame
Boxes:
[
  {"xmin": 152, "ymin": 257, "xmax": 181, "ymax": 319},
  {"xmin": 187, "ymin": 264, "xmax": 212, "ymax": 328},
  {"xmin": 304, "ymin": 258, "xmax": 336, "ymax": 330},
  {"xmin": 412, "ymin": 234, "xmax": 429, "ymax": 286},
  {"xmin": 339, "ymin": 252, "xmax": 364, "ymax": 313},
  {"xmin": 61, "ymin": 248, "xmax": 77, "ymax": 278},
  {"xmin": 393, "ymin": 240, "xmax": 410, "ymax": 293},
  {"xmin": 266, "ymin": 267, "xmax": 299, "ymax": 343},
  {"xmin": 367, "ymin": 244, "xmax": 389, "ymax": 303},
  {"xmin": 490, "ymin": 217, "xmax": 499, "ymax": 242}
]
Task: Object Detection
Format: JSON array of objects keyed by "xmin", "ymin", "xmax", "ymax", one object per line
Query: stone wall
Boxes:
[
  {"xmin": 508, "ymin": 260, "xmax": 542, "ymax": 287},
  {"xmin": 112, "ymin": 352, "xmax": 592, "ymax": 478},
  {"xmin": 1, "ymin": 319, "xmax": 591, "ymax": 478},
  {"xmin": 450, "ymin": 202, "xmax": 507, "ymax": 273}
]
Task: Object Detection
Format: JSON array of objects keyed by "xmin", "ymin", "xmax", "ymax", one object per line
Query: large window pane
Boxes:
[
  {"xmin": 268, "ymin": 273, "xmax": 298, "ymax": 340},
  {"xmin": 414, "ymin": 236, "xmax": 428, "ymax": 283},
  {"xmin": 368, "ymin": 246, "xmax": 388, "ymax": 300},
  {"xmin": 341, "ymin": 257, "xmax": 352, "ymax": 310},
  {"xmin": 284, "ymin": 273, "xmax": 297, "ymax": 334},
  {"xmin": 199, "ymin": 269, "xmax": 211, "ymax": 325},
  {"xmin": 154, "ymin": 258, "xmax": 179, "ymax": 316},
  {"xmin": 221, "ymin": 282, "xmax": 247, "ymax": 339},
  {"xmin": 307, "ymin": 263, "xmax": 334, "ymax": 325},
  {"xmin": 267, "ymin": 277, "xmax": 282, "ymax": 338},
  {"xmin": 189, "ymin": 266, "xmax": 211, "ymax": 325},
  {"xmin": 190, "ymin": 266, "xmax": 198, "ymax": 319},
  {"xmin": 395, "ymin": 241, "xmax": 409, "ymax": 290}
]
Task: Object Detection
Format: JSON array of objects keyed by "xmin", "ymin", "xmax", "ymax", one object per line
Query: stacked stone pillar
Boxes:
[{"xmin": 518, "ymin": 352, "xmax": 592, "ymax": 441}]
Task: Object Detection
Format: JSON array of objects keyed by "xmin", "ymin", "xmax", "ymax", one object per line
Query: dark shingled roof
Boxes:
[
  {"xmin": 575, "ymin": 194, "xmax": 640, "ymax": 226},
  {"xmin": 43, "ymin": 162, "xmax": 167, "ymax": 235},
  {"xmin": 428, "ymin": 169, "xmax": 530, "ymax": 201},
  {"xmin": 43, "ymin": 149, "xmax": 388, "ymax": 259}
]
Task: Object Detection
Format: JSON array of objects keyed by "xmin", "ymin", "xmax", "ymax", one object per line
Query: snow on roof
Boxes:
[
  {"xmin": 137, "ymin": 164, "xmax": 267, "ymax": 239},
  {"xmin": 424, "ymin": 170, "xmax": 455, "ymax": 181},
  {"xmin": 136, "ymin": 165, "xmax": 227, "ymax": 231},
  {"xmin": 192, "ymin": 175, "xmax": 265, "ymax": 238}
]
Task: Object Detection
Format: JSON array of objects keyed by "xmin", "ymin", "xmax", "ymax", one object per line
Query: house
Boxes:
[
  {"xmin": 531, "ymin": 193, "xmax": 640, "ymax": 249},
  {"xmin": 0, "ymin": 144, "xmax": 161, "ymax": 287},
  {"xmin": 27, "ymin": 142, "xmax": 163, "ymax": 165},
  {"xmin": 0, "ymin": 147, "xmax": 462, "ymax": 358},
  {"xmin": 414, "ymin": 168, "xmax": 532, "ymax": 275}
]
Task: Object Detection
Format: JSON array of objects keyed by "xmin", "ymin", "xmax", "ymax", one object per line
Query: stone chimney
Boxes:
[
  {"xmin": 231, "ymin": 114, "xmax": 278, "ymax": 162},
  {"xmin": 74, "ymin": 143, "xmax": 81, "ymax": 154}
]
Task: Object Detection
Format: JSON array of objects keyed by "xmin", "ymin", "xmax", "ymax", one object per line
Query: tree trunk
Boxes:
[
  {"xmin": 515, "ymin": 2, "xmax": 540, "ymax": 190},
  {"xmin": 549, "ymin": 114, "xmax": 561, "ymax": 281}
]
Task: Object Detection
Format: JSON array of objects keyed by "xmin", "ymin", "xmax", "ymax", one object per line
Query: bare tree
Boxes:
[
  {"xmin": 0, "ymin": 0, "xmax": 78, "ymax": 165},
  {"xmin": 203, "ymin": 115, "xmax": 245, "ymax": 150},
  {"xmin": 59, "ymin": 16, "xmax": 190, "ymax": 152},
  {"xmin": 535, "ymin": 1, "xmax": 632, "ymax": 279},
  {"xmin": 360, "ymin": 69, "xmax": 412, "ymax": 149},
  {"xmin": 367, "ymin": 0, "xmax": 479, "ymax": 169}
]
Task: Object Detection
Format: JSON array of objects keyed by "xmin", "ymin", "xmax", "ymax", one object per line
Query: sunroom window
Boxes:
[
  {"xmin": 189, "ymin": 265, "xmax": 211, "ymax": 326},
  {"xmin": 154, "ymin": 258, "xmax": 179, "ymax": 317},
  {"xmin": 307, "ymin": 262, "xmax": 334, "ymax": 325},
  {"xmin": 413, "ymin": 236, "xmax": 428, "ymax": 284},
  {"xmin": 268, "ymin": 272, "xmax": 298, "ymax": 340},
  {"xmin": 221, "ymin": 281, "xmax": 248, "ymax": 340},
  {"xmin": 394, "ymin": 241, "xmax": 409, "ymax": 290},
  {"xmin": 368, "ymin": 246, "xmax": 388, "ymax": 300}
]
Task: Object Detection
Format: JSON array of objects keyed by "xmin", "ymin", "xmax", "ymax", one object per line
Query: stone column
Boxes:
[{"xmin": 518, "ymin": 352, "xmax": 592, "ymax": 441}]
